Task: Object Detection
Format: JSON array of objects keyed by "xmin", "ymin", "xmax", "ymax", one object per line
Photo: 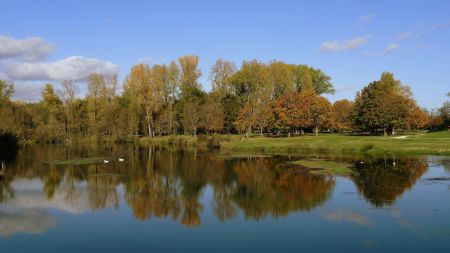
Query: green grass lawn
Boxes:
[{"xmin": 222, "ymin": 131, "xmax": 450, "ymax": 156}]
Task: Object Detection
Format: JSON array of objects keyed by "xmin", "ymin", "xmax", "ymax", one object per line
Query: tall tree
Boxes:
[
  {"xmin": 38, "ymin": 84, "xmax": 65, "ymax": 142},
  {"xmin": 209, "ymin": 59, "xmax": 236, "ymax": 97},
  {"xmin": 123, "ymin": 65, "xmax": 147, "ymax": 136},
  {"xmin": 179, "ymin": 87, "xmax": 205, "ymax": 136},
  {"xmin": 61, "ymin": 79, "xmax": 77, "ymax": 137},
  {"xmin": 269, "ymin": 61, "xmax": 295, "ymax": 98},
  {"xmin": 179, "ymin": 55, "xmax": 202, "ymax": 91},
  {"xmin": 87, "ymin": 73, "xmax": 104, "ymax": 136}
]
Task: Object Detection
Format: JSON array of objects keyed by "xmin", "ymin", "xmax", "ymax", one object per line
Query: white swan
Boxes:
[
  {"xmin": 118, "ymin": 158, "xmax": 124, "ymax": 162},
  {"xmin": 103, "ymin": 160, "xmax": 109, "ymax": 164}
]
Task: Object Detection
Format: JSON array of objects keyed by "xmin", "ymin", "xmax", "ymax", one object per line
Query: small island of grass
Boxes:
[{"xmin": 291, "ymin": 159, "xmax": 353, "ymax": 176}]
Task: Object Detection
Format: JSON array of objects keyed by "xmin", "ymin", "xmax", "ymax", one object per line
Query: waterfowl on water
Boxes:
[
  {"xmin": 103, "ymin": 160, "xmax": 109, "ymax": 164},
  {"xmin": 118, "ymin": 158, "xmax": 124, "ymax": 162}
]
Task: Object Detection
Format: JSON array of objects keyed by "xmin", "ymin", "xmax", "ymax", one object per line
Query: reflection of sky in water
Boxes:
[{"xmin": 0, "ymin": 155, "xmax": 449, "ymax": 252}]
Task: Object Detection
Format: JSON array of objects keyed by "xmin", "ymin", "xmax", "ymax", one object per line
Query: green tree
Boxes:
[
  {"xmin": 352, "ymin": 72, "xmax": 414, "ymax": 135},
  {"xmin": 38, "ymin": 84, "xmax": 65, "ymax": 142}
]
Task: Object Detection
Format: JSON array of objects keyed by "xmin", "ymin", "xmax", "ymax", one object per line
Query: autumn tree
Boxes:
[
  {"xmin": 87, "ymin": 73, "xmax": 104, "ymax": 136},
  {"xmin": 209, "ymin": 59, "xmax": 236, "ymax": 97},
  {"xmin": 231, "ymin": 60, "xmax": 272, "ymax": 136},
  {"xmin": 331, "ymin": 99, "xmax": 353, "ymax": 132},
  {"xmin": 0, "ymin": 80, "xmax": 14, "ymax": 133},
  {"xmin": 230, "ymin": 60, "xmax": 272, "ymax": 103},
  {"xmin": 123, "ymin": 65, "xmax": 146, "ymax": 136},
  {"xmin": 234, "ymin": 101, "xmax": 256, "ymax": 137},
  {"xmin": 179, "ymin": 86, "xmax": 205, "ymax": 136},
  {"xmin": 61, "ymin": 79, "xmax": 77, "ymax": 137},
  {"xmin": 268, "ymin": 61, "xmax": 296, "ymax": 98},
  {"xmin": 165, "ymin": 61, "xmax": 181, "ymax": 134},
  {"xmin": 179, "ymin": 55, "xmax": 202, "ymax": 91},
  {"xmin": 199, "ymin": 95, "xmax": 224, "ymax": 134},
  {"xmin": 310, "ymin": 95, "xmax": 332, "ymax": 136}
]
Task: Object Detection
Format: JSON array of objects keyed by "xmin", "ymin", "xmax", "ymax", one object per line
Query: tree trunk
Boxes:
[
  {"xmin": 148, "ymin": 123, "xmax": 152, "ymax": 138},
  {"xmin": 391, "ymin": 127, "xmax": 396, "ymax": 136},
  {"xmin": 315, "ymin": 125, "xmax": 318, "ymax": 136},
  {"xmin": 383, "ymin": 128, "xmax": 387, "ymax": 136},
  {"xmin": 260, "ymin": 126, "xmax": 263, "ymax": 137}
]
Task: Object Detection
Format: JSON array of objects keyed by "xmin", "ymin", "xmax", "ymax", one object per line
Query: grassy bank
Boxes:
[
  {"xmin": 221, "ymin": 131, "xmax": 450, "ymax": 156},
  {"xmin": 25, "ymin": 131, "xmax": 450, "ymax": 156}
]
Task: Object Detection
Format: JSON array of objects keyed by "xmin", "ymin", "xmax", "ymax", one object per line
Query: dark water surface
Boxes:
[{"xmin": 0, "ymin": 145, "xmax": 449, "ymax": 252}]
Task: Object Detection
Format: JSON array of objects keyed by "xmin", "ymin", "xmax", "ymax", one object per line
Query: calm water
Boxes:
[{"xmin": 0, "ymin": 145, "xmax": 449, "ymax": 252}]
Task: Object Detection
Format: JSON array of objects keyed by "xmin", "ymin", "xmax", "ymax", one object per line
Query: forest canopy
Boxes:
[{"xmin": 0, "ymin": 56, "xmax": 445, "ymax": 143}]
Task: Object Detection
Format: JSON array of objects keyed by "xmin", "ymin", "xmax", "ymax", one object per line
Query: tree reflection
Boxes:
[
  {"xmin": 0, "ymin": 145, "xmax": 433, "ymax": 228},
  {"xmin": 351, "ymin": 156, "xmax": 428, "ymax": 207},
  {"xmin": 231, "ymin": 158, "xmax": 335, "ymax": 219}
]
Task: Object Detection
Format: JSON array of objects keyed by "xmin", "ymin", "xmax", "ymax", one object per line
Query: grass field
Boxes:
[{"xmin": 221, "ymin": 131, "xmax": 450, "ymax": 156}]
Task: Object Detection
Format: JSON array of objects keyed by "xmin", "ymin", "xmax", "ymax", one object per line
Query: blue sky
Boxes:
[{"xmin": 0, "ymin": 0, "xmax": 449, "ymax": 108}]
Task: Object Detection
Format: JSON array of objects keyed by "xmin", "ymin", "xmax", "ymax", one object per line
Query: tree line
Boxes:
[{"xmin": 0, "ymin": 55, "xmax": 448, "ymax": 142}]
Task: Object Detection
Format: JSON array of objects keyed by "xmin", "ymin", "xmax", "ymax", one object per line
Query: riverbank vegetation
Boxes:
[
  {"xmin": 222, "ymin": 131, "xmax": 450, "ymax": 156},
  {"xmin": 0, "ymin": 56, "xmax": 449, "ymax": 144}
]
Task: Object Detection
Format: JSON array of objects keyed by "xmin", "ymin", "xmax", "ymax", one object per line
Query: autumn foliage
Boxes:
[{"xmin": 0, "ymin": 57, "xmax": 444, "ymax": 142}]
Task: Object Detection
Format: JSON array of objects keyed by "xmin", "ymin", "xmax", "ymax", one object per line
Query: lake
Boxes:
[{"xmin": 1, "ymin": 145, "xmax": 449, "ymax": 252}]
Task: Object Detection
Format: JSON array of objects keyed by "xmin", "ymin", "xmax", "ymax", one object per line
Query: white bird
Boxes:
[
  {"xmin": 103, "ymin": 160, "xmax": 109, "ymax": 164},
  {"xmin": 118, "ymin": 158, "xmax": 124, "ymax": 162},
  {"xmin": 393, "ymin": 162, "xmax": 396, "ymax": 166}
]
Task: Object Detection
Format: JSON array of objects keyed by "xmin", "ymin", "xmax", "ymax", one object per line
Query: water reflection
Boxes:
[
  {"xmin": 0, "ymin": 145, "xmax": 436, "ymax": 234},
  {"xmin": 351, "ymin": 156, "xmax": 428, "ymax": 207}
]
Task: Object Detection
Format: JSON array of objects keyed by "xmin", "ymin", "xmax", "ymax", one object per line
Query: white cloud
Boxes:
[
  {"xmin": 356, "ymin": 13, "xmax": 376, "ymax": 26},
  {"xmin": 0, "ymin": 71, "xmax": 9, "ymax": 80},
  {"xmin": 0, "ymin": 209, "xmax": 57, "ymax": 236},
  {"xmin": 383, "ymin": 43, "xmax": 400, "ymax": 55},
  {"xmin": 396, "ymin": 32, "xmax": 418, "ymax": 41},
  {"xmin": 319, "ymin": 36, "xmax": 370, "ymax": 53},
  {"xmin": 10, "ymin": 81, "xmax": 46, "ymax": 102},
  {"xmin": 5, "ymin": 56, "xmax": 120, "ymax": 82},
  {"xmin": 0, "ymin": 36, "xmax": 54, "ymax": 61},
  {"xmin": 429, "ymin": 20, "xmax": 450, "ymax": 31}
]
